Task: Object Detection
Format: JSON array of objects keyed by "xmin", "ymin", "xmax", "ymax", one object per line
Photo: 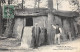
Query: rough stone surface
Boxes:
[{"xmin": 13, "ymin": 18, "xmax": 26, "ymax": 39}]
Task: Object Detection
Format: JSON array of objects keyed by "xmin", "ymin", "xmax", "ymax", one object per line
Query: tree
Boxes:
[
  {"xmin": 69, "ymin": 0, "xmax": 79, "ymax": 11},
  {"xmin": 1, "ymin": 0, "xmax": 5, "ymax": 3},
  {"xmin": 47, "ymin": 0, "xmax": 54, "ymax": 44},
  {"xmin": 34, "ymin": 0, "xmax": 40, "ymax": 8},
  {"xmin": 0, "ymin": 0, "xmax": 6, "ymax": 36},
  {"xmin": 0, "ymin": 0, "xmax": 2, "ymax": 36},
  {"xmin": 3, "ymin": 0, "xmax": 14, "ymax": 38},
  {"xmin": 8, "ymin": 0, "xmax": 13, "ymax": 4},
  {"xmin": 34, "ymin": 0, "xmax": 41, "ymax": 12}
]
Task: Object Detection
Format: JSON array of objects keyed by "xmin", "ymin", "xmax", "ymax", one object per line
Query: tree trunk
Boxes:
[
  {"xmin": 4, "ymin": 19, "xmax": 14, "ymax": 38},
  {"xmin": 47, "ymin": 0, "xmax": 54, "ymax": 44},
  {"xmin": 3, "ymin": 0, "xmax": 14, "ymax": 38},
  {"xmin": 0, "ymin": 0, "xmax": 2, "ymax": 36}
]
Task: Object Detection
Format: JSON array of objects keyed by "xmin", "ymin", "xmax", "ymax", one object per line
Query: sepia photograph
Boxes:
[{"xmin": 0, "ymin": 0, "xmax": 80, "ymax": 52}]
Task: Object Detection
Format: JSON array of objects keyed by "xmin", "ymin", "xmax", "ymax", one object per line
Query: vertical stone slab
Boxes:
[
  {"xmin": 55, "ymin": 16, "xmax": 62, "ymax": 27},
  {"xmin": 73, "ymin": 19, "xmax": 78, "ymax": 37},
  {"xmin": 63, "ymin": 19, "xmax": 70, "ymax": 40},
  {"xmin": 77, "ymin": 17, "xmax": 80, "ymax": 35},
  {"xmin": 21, "ymin": 26, "xmax": 32, "ymax": 48},
  {"xmin": 70, "ymin": 19, "xmax": 76, "ymax": 39},
  {"xmin": 13, "ymin": 18, "xmax": 25, "ymax": 39},
  {"xmin": 33, "ymin": 16, "xmax": 47, "ymax": 28}
]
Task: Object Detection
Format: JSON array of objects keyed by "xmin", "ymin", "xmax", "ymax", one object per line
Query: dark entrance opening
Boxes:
[{"xmin": 26, "ymin": 17, "xmax": 33, "ymax": 26}]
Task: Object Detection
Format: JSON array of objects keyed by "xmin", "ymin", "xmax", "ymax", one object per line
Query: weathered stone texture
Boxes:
[{"xmin": 13, "ymin": 18, "xmax": 26, "ymax": 39}]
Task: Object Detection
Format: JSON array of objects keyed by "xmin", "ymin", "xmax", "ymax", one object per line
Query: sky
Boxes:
[{"xmin": 4, "ymin": 0, "xmax": 80, "ymax": 11}]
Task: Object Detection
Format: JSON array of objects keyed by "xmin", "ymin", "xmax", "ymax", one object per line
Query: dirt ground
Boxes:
[{"xmin": 0, "ymin": 38, "xmax": 80, "ymax": 52}]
